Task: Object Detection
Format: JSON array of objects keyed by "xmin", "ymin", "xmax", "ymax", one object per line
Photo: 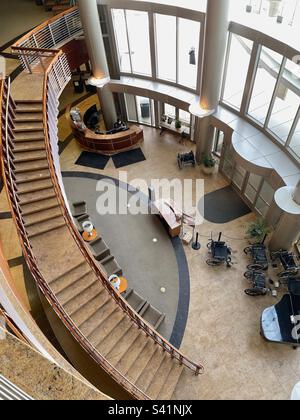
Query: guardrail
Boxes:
[
  {"xmin": 11, "ymin": 7, "xmax": 82, "ymax": 73},
  {"xmin": 1, "ymin": 6, "xmax": 204, "ymax": 400}
]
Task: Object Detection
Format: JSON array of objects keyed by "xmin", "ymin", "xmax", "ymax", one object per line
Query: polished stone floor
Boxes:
[{"xmin": 57, "ymin": 97, "xmax": 300, "ymax": 400}]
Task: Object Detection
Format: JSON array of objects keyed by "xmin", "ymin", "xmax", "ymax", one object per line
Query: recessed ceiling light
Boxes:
[
  {"xmin": 153, "ymin": 238, "xmax": 158, "ymax": 243},
  {"xmin": 160, "ymin": 287, "xmax": 166, "ymax": 294}
]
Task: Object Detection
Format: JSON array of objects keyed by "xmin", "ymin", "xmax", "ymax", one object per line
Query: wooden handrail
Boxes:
[
  {"xmin": 1, "ymin": 7, "xmax": 204, "ymax": 400},
  {"xmin": 0, "ymin": 307, "xmax": 30, "ymax": 345},
  {"xmin": 11, "ymin": 6, "xmax": 79, "ymax": 49},
  {"xmin": 11, "ymin": 46, "xmax": 58, "ymax": 54},
  {"xmin": 0, "ymin": 77, "xmax": 150, "ymax": 400}
]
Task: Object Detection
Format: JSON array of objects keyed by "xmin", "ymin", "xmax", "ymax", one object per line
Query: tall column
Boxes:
[
  {"xmin": 269, "ymin": 181, "xmax": 300, "ymax": 251},
  {"xmin": 190, "ymin": 0, "xmax": 230, "ymax": 162},
  {"xmin": 78, "ymin": 0, "xmax": 117, "ymax": 129}
]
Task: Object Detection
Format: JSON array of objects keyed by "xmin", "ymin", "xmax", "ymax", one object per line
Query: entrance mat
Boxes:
[
  {"xmin": 112, "ymin": 148, "xmax": 146, "ymax": 169},
  {"xmin": 75, "ymin": 152, "xmax": 110, "ymax": 170},
  {"xmin": 199, "ymin": 186, "xmax": 251, "ymax": 223}
]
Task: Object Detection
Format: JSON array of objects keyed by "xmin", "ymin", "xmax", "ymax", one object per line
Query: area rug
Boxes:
[
  {"xmin": 75, "ymin": 151, "xmax": 110, "ymax": 170},
  {"xmin": 112, "ymin": 148, "xmax": 146, "ymax": 169},
  {"xmin": 199, "ymin": 186, "xmax": 251, "ymax": 223}
]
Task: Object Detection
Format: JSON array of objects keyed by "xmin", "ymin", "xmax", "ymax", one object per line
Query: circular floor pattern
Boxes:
[{"xmin": 62, "ymin": 171, "xmax": 190, "ymax": 348}]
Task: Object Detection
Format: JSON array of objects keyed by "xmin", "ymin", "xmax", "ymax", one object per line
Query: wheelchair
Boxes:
[
  {"xmin": 177, "ymin": 151, "xmax": 196, "ymax": 170},
  {"xmin": 244, "ymin": 270, "xmax": 269, "ymax": 297},
  {"xmin": 206, "ymin": 233, "xmax": 232, "ymax": 268},
  {"xmin": 270, "ymin": 250, "xmax": 299, "ymax": 278},
  {"xmin": 244, "ymin": 241, "xmax": 268, "ymax": 271}
]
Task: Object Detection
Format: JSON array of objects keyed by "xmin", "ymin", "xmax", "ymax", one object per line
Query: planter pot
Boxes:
[{"xmin": 202, "ymin": 165, "xmax": 215, "ymax": 175}]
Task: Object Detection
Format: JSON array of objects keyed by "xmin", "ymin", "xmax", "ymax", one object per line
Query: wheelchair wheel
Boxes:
[
  {"xmin": 244, "ymin": 247, "xmax": 252, "ymax": 255},
  {"xmin": 245, "ymin": 288, "xmax": 266, "ymax": 297},
  {"xmin": 206, "ymin": 259, "xmax": 221, "ymax": 267},
  {"xmin": 226, "ymin": 257, "xmax": 232, "ymax": 268},
  {"xmin": 247, "ymin": 263, "xmax": 264, "ymax": 271},
  {"xmin": 278, "ymin": 269, "xmax": 298, "ymax": 278}
]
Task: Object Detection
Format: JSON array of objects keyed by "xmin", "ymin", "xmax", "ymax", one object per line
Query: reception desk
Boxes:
[{"xmin": 70, "ymin": 120, "xmax": 144, "ymax": 156}]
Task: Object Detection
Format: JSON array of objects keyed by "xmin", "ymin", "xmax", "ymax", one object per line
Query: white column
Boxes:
[
  {"xmin": 190, "ymin": 0, "xmax": 230, "ymax": 162},
  {"xmin": 269, "ymin": 183, "xmax": 300, "ymax": 251},
  {"xmin": 78, "ymin": 0, "xmax": 117, "ymax": 128}
]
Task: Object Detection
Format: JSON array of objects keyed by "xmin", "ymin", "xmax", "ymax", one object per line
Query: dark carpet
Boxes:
[
  {"xmin": 199, "ymin": 186, "xmax": 251, "ymax": 223},
  {"xmin": 112, "ymin": 148, "xmax": 146, "ymax": 168},
  {"xmin": 75, "ymin": 151, "xmax": 110, "ymax": 170}
]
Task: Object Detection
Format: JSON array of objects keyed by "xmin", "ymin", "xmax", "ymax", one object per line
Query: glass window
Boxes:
[
  {"xmin": 126, "ymin": 10, "xmax": 152, "ymax": 76},
  {"xmin": 248, "ymin": 47, "xmax": 283, "ymax": 125},
  {"xmin": 178, "ymin": 18, "xmax": 200, "ymax": 89},
  {"xmin": 289, "ymin": 116, "xmax": 300, "ymax": 158},
  {"xmin": 245, "ymin": 173, "xmax": 262, "ymax": 204},
  {"xmin": 125, "ymin": 93, "xmax": 137, "ymax": 122},
  {"xmin": 155, "ymin": 14, "xmax": 177, "ymax": 82},
  {"xmin": 259, "ymin": 181, "xmax": 275, "ymax": 205},
  {"xmin": 112, "ymin": 9, "xmax": 131, "ymax": 73},
  {"xmin": 179, "ymin": 109, "xmax": 191, "ymax": 125},
  {"xmin": 164, "ymin": 104, "xmax": 176, "ymax": 119},
  {"xmin": 255, "ymin": 197, "xmax": 269, "ymax": 217},
  {"xmin": 233, "ymin": 165, "xmax": 247, "ymax": 190},
  {"xmin": 267, "ymin": 59, "xmax": 300, "ymax": 143},
  {"xmin": 213, "ymin": 129, "xmax": 225, "ymax": 157},
  {"xmin": 222, "ymin": 34, "xmax": 253, "ymax": 110},
  {"xmin": 136, "ymin": 96, "xmax": 152, "ymax": 125}
]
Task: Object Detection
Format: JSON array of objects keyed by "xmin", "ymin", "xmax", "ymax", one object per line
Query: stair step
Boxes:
[
  {"xmin": 14, "ymin": 113, "xmax": 43, "ymax": 123},
  {"xmin": 87, "ymin": 309, "xmax": 125, "ymax": 346},
  {"xmin": 24, "ymin": 206, "xmax": 62, "ymax": 227},
  {"xmin": 126, "ymin": 340, "xmax": 158, "ymax": 384},
  {"xmin": 96, "ymin": 316, "xmax": 133, "ymax": 356},
  {"xmin": 146, "ymin": 355, "xmax": 174, "ymax": 399},
  {"xmin": 13, "ymin": 122, "xmax": 44, "ymax": 132},
  {"xmin": 16, "ymin": 168, "xmax": 50, "ymax": 184},
  {"xmin": 15, "ymin": 103, "xmax": 43, "ymax": 114},
  {"xmin": 21, "ymin": 197, "xmax": 59, "ymax": 217},
  {"xmin": 49, "ymin": 261, "xmax": 91, "ymax": 293},
  {"xmin": 13, "ymin": 150, "xmax": 47, "ymax": 163},
  {"xmin": 105, "ymin": 325, "xmax": 141, "ymax": 364},
  {"xmin": 135, "ymin": 348, "xmax": 166, "ymax": 392},
  {"xmin": 79, "ymin": 300, "xmax": 118, "ymax": 339},
  {"xmin": 18, "ymin": 187, "xmax": 55, "ymax": 205},
  {"xmin": 15, "ymin": 100, "xmax": 43, "ymax": 104},
  {"xmin": 15, "ymin": 160, "xmax": 48, "ymax": 174},
  {"xmin": 26, "ymin": 216, "xmax": 65, "ymax": 239},
  {"xmin": 158, "ymin": 364, "xmax": 184, "ymax": 400},
  {"xmin": 115, "ymin": 331, "xmax": 151, "ymax": 376},
  {"xmin": 69, "ymin": 288, "xmax": 109, "ymax": 325},
  {"xmin": 13, "ymin": 141, "xmax": 45, "ymax": 153},
  {"xmin": 60, "ymin": 279, "xmax": 100, "ymax": 312},
  {"xmin": 13, "ymin": 131, "xmax": 44, "ymax": 141},
  {"xmin": 17, "ymin": 178, "xmax": 53, "ymax": 195}
]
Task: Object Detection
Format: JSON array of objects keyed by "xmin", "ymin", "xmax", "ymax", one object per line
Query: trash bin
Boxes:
[{"xmin": 73, "ymin": 76, "xmax": 84, "ymax": 94}]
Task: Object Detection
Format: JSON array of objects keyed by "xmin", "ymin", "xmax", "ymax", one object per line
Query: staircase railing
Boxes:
[
  {"xmin": 0, "ymin": 77, "xmax": 150, "ymax": 401},
  {"xmin": 11, "ymin": 7, "xmax": 82, "ymax": 73},
  {"xmin": 1, "ymin": 6, "xmax": 204, "ymax": 399}
]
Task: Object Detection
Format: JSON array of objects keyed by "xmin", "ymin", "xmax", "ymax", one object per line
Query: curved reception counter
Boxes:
[{"xmin": 70, "ymin": 120, "xmax": 144, "ymax": 156}]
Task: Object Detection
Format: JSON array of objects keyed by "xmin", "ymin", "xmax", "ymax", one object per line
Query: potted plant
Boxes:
[
  {"xmin": 201, "ymin": 153, "xmax": 216, "ymax": 175},
  {"xmin": 246, "ymin": 218, "xmax": 270, "ymax": 244},
  {"xmin": 175, "ymin": 119, "xmax": 182, "ymax": 130}
]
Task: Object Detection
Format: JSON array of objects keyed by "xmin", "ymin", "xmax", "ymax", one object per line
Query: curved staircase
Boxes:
[{"xmin": 0, "ymin": 7, "xmax": 204, "ymax": 400}]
